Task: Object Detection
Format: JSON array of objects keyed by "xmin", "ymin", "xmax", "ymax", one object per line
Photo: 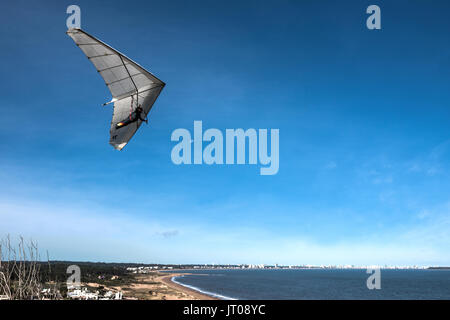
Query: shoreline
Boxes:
[
  {"xmin": 99, "ymin": 272, "xmax": 220, "ymax": 300},
  {"xmin": 158, "ymin": 273, "xmax": 219, "ymax": 300}
]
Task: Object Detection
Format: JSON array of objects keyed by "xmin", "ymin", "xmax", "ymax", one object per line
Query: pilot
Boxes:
[{"xmin": 116, "ymin": 106, "xmax": 148, "ymax": 129}]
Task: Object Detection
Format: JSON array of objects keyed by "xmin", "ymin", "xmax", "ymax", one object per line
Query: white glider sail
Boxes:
[{"xmin": 67, "ymin": 28, "xmax": 165, "ymax": 150}]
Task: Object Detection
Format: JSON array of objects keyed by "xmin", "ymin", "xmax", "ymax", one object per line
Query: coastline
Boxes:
[
  {"xmin": 95, "ymin": 272, "xmax": 219, "ymax": 300},
  {"xmin": 158, "ymin": 273, "xmax": 219, "ymax": 300}
]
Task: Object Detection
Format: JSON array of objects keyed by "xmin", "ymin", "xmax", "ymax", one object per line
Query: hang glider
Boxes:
[{"xmin": 66, "ymin": 28, "xmax": 165, "ymax": 150}]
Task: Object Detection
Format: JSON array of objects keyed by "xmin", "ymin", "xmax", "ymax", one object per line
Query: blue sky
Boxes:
[{"xmin": 1, "ymin": 0, "xmax": 449, "ymax": 266}]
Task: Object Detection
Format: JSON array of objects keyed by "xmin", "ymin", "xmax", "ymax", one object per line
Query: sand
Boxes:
[
  {"xmin": 92, "ymin": 272, "xmax": 218, "ymax": 300},
  {"xmin": 158, "ymin": 273, "xmax": 218, "ymax": 300}
]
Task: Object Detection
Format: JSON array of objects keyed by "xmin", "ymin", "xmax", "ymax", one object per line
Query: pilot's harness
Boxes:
[{"xmin": 129, "ymin": 95, "xmax": 147, "ymax": 124}]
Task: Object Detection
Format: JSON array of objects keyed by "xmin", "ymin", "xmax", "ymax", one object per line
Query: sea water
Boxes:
[{"xmin": 168, "ymin": 269, "xmax": 450, "ymax": 300}]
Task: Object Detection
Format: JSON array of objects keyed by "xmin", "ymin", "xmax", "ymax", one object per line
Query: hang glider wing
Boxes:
[{"xmin": 66, "ymin": 28, "xmax": 165, "ymax": 150}]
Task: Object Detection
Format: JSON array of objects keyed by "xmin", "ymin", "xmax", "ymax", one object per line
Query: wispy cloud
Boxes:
[
  {"xmin": 158, "ymin": 230, "xmax": 180, "ymax": 238},
  {"xmin": 1, "ymin": 193, "xmax": 450, "ymax": 265},
  {"xmin": 324, "ymin": 161, "xmax": 337, "ymax": 169},
  {"xmin": 406, "ymin": 139, "xmax": 450, "ymax": 177}
]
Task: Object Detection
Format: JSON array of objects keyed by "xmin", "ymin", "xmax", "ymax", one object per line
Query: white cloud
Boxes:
[{"xmin": 324, "ymin": 161, "xmax": 337, "ymax": 169}]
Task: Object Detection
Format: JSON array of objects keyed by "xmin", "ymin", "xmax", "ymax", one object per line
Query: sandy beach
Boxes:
[
  {"xmin": 159, "ymin": 273, "xmax": 218, "ymax": 300},
  {"xmin": 89, "ymin": 272, "xmax": 218, "ymax": 300}
]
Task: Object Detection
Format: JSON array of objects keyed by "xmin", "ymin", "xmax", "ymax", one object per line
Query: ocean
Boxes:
[{"xmin": 168, "ymin": 269, "xmax": 450, "ymax": 300}]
